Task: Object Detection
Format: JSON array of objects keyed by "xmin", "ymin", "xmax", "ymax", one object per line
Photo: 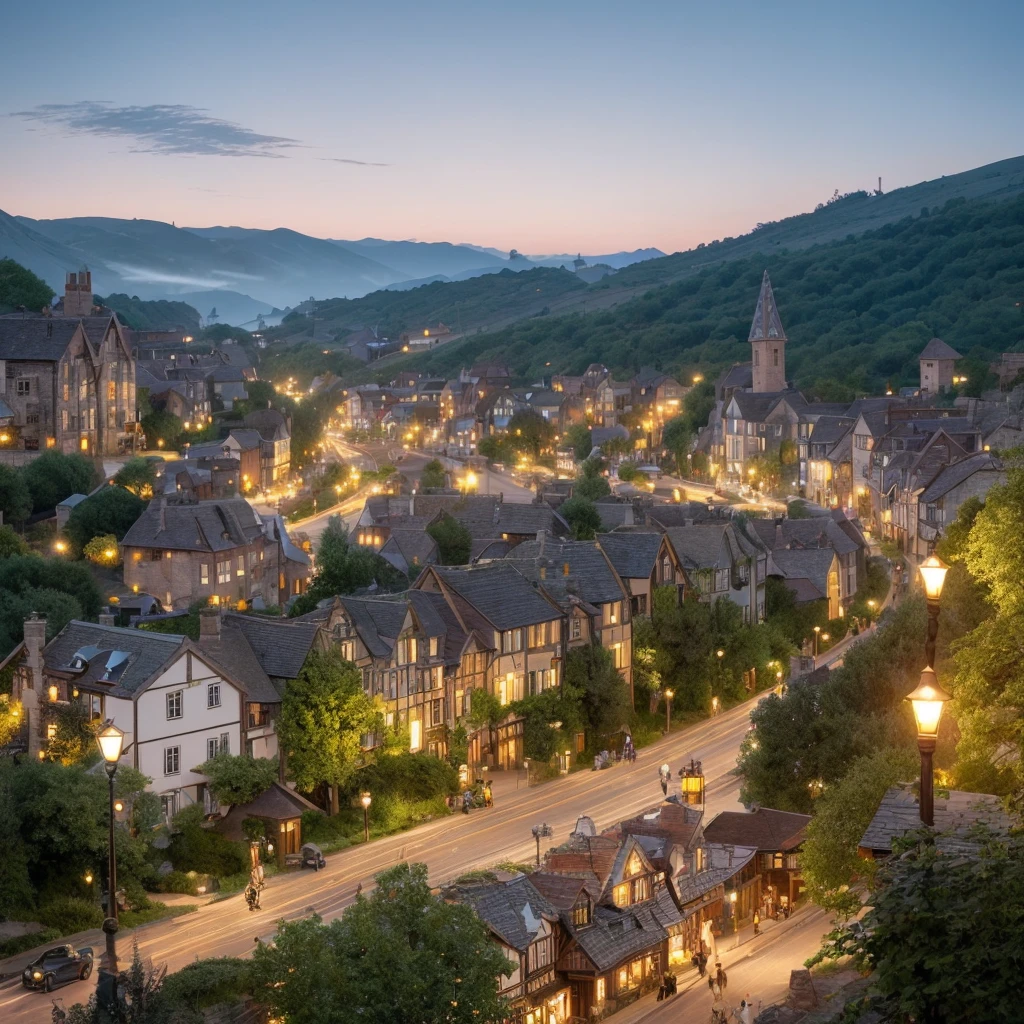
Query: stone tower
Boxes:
[
  {"xmin": 749, "ymin": 270, "xmax": 787, "ymax": 393},
  {"xmin": 63, "ymin": 269, "xmax": 93, "ymax": 317}
]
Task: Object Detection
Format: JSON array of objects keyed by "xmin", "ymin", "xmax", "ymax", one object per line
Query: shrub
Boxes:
[
  {"xmin": 349, "ymin": 753, "xmax": 458, "ymax": 802},
  {"xmin": 167, "ymin": 806, "xmax": 248, "ymax": 878},
  {"xmin": 161, "ymin": 957, "xmax": 253, "ymax": 1011},
  {"xmin": 0, "ymin": 928, "xmax": 60, "ymax": 958},
  {"xmin": 157, "ymin": 871, "xmax": 205, "ymax": 896},
  {"xmin": 241, "ymin": 817, "xmax": 267, "ymax": 842},
  {"xmin": 38, "ymin": 896, "xmax": 104, "ymax": 934}
]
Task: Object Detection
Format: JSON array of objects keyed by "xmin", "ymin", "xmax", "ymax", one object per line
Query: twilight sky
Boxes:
[{"xmin": 2, "ymin": 0, "xmax": 1022, "ymax": 254}]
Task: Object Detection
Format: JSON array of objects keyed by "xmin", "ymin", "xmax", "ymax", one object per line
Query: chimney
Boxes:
[
  {"xmin": 536, "ymin": 528, "xmax": 546, "ymax": 553},
  {"xmin": 23, "ymin": 615, "xmax": 47, "ymax": 688},
  {"xmin": 98, "ymin": 612, "xmax": 117, "ymax": 626},
  {"xmin": 199, "ymin": 607, "xmax": 222, "ymax": 640},
  {"xmin": 63, "ymin": 269, "xmax": 94, "ymax": 318},
  {"xmin": 775, "ymin": 522, "xmax": 784, "ymax": 548},
  {"xmin": 409, "ymin": 493, "xmax": 415, "ymax": 516}
]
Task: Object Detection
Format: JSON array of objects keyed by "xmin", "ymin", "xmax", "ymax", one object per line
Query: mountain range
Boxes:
[{"xmin": 0, "ymin": 209, "xmax": 664, "ymax": 327}]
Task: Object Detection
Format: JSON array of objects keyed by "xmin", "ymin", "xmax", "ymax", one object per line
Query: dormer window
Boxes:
[{"xmin": 572, "ymin": 900, "xmax": 591, "ymax": 926}]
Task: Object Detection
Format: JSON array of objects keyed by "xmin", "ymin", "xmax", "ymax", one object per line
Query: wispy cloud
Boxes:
[
  {"xmin": 319, "ymin": 157, "xmax": 390, "ymax": 167},
  {"xmin": 12, "ymin": 101, "xmax": 300, "ymax": 158}
]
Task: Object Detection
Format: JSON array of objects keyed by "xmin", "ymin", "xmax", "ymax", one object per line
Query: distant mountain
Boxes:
[
  {"xmin": 526, "ymin": 248, "xmax": 667, "ymax": 269},
  {"xmin": 329, "ymin": 238, "xmax": 510, "ymax": 280}
]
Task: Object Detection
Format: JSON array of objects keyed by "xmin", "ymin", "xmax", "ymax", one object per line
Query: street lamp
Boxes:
[
  {"xmin": 532, "ymin": 822, "xmax": 554, "ymax": 866},
  {"xmin": 919, "ymin": 554, "xmax": 949, "ymax": 669},
  {"xmin": 96, "ymin": 721, "xmax": 124, "ymax": 979},
  {"xmin": 360, "ymin": 791, "xmax": 372, "ymax": 843},
  {"xmin": 906, "ymin": 667, "xmax": 951, "ymax": 826},
  {"xmin": 813, "ymin": 625, "xmax": 821, "ymax": 657},
  {"xmin": 664, "ymin": 688, "xmax": 674, "ymax": 733}
]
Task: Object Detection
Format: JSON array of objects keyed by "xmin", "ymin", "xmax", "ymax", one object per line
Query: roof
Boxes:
[
  {"xmin": 749, "ymin": 517, "xmax": 859, "ymax": 557},
  {"xmin": 447, "ymin": 498, "xmax": 568, "ymax": 540},
  {"xmin": 218, "ymin": 782, "xmax": 322, "ymax": 839},
  {"xmin": 702, "ymin": 807, "xmax": 811, "ymax": 853},
  {"xmin": 748, "ymin": 270, "xmax": 787, "ymax": 342},
  {"xmin": 429, "ymin": 563, "xmax": 561, "ymax": 631},
  {"xmin": 808, "ymin": 415, "xmax": 855, "ymax": 448},
  {"xmin": 219, "ymin": 612, "xmax": 320, "ymax": 680},
  {"xmin": 0, "ymin": 315, "xmax": 118, "ymax": 362},
  {"xmin": 448, "ymin": 875, "xmax": 557, "ymax": 953},
  {"xmin": 859, "ymin": 785, "xmax": 1011, "ymax": 856},
  {"xmin": 597, "ymin": 532, "xmax": 664, "ymax": 580},
  {"xmin": 917, "ymin": 452, "xmax": 1004, "ymax": 502},
  {"xmin": 663, "ymin": 523, "xmax": 731, "ymax": 571},
  {"xmin": 57, "ymin": 492, "xmax": 89, "ymax": 509},
  {"xmin": 193, "ymin": 617, "xmax": 279, "ymax": 703},
  {"xmin": 380, "ymin": 529, "xmax": 438, "ymax": 570},
  {"xmin": 593, "ymin": 503, "xmax": 636, "ymax": 530},
  {"xmin": 769, "ymin": 547, "xmax": 838, "ymax": 595},
  {"xmin": 122, "ymin": 499, "xmax": 264, "ymax": 553},
  {"xmin": 42, "ymin": 619, "xmax": 183, "ymax": 698},
  {"xmin": 339, "ymin": 597, "xmax": 410, "ymax": 658},
  {"xmin": 571, "ymin": 898, "xmax": 672, "ymax": 972},
  {"xmin": 504, "ymin": 538, "xmax": 627, "ymax": 608},
  {"xmin": 782, "ymin": 577, "xmax": 825, "ymax": 602},
  {"xmin": 919, "ymin": 337, "xmax": 962, "ymax": 361}
]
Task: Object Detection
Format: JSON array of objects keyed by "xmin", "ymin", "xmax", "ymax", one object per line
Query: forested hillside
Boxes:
[
  {"xmin": 379, "ymin": 193, "xmax": 1024, "ymax": 394},
  {"xmin": 97, "ymin": 293, "xmax": 202, "ymax": 332}
]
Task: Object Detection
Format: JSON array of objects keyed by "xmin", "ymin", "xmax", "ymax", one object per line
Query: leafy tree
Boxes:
[
  {"xmin": 0, "ymin": 257, "xmax": 54, "ymax": 313},
  {"xmin": 0, "ymin": 695, "xmax": 23, "ymax": 747},
  {"xmin": 0, "ymin": 554, "xmax": 101, "ymax": 616},
  {"xmin": 20, "ymin": 451, "xmax": 97, "ymax": 513},
  {"xmin": 245, "ymin": 379, "xmax": 276, "ymax": 407},
  {"xmin": 564, "ymin": 643, "xmax": 632, "ymax": 739},
  {"xmin": 0, "ymin": 464, "xmax": 32, "ymax": 526},
  {"xmin": 0, "ymin": 524, "xmax": 28, "ymax": 558},
  {"xmin": 46, "ymin": 702, "xmax": 97, "ymax": 766},
  {"xmin": 811, "ymin": 828, "xmax": 1024, "ymax": 1023},
  {"xmin": 786, "ymin": 499, "xmax": 811, "ymax": 519},
  {"xmin": 83, "ymin": 534, "xmax": 122, "ymax": 566},
  {"xmin": 141, "ymin": 409, "xmax": 184, "ymax": 449},
  {"xmin": 277, "ymin": 649, "xmax": 377, "ymax": 813},
  {"xmin": 935, "ymin": 494, "xmax": 984, "ymax": 562},
  {"xmin": 661, "ymin": 416, "xmax": 693, "ymax": 472},
  {"xmin": 574, "ymin": 473, "xmax": 611, "ymax": 501},
  {"xmin": 193, "ymin": 753, "xmax": 278, "ymax": 806},
  {"xmin": 65, "ymin": 487, "xmax": 146, "ymax": 550},
  {"xmin": 466, "ymin": 687, "xmax": 504, "ymax": 732},
  {"xmin": 418, "ymin": 458, "xmax": 447, "ymax": 490},
  {"xmin": 564, "ymin": 423, "xmax": 593, "ymax": 463},
  {"xmin": 113, "ymin": 457, "xmax": 157, "ymax": 498},
  {"xmin": 559, "ymin": 496, "xmax": 602, "ymax": 540},
  {"xmin": 506, "ymin": 409, "xmax": 554, "ymax": 458},
  {"xmin": 251, "ymin": 862, "xmax": 511, "ymax": 1024},
  {"xmin": 427, "ymin": 512, "xmax": 472, "ymax": 565},
  {"xmin": 617, "ymin": 462, "xmax": 640, "ymax": 483},
  {"xmin": 0, "ymin": 777, "xmax": 35, "ymax": 919},
  {"xmin": 800, "ymin": 746, "xmax": 917, "ymax": 917},
  {"xmin": 0, "ymin": 585, "xmax": 84, "ymax": 659}
]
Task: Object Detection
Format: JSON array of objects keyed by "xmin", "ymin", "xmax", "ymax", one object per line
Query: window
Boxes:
[
  {"xmin": 236, "ymin": 555, "xmax": 245, "ymax": 577},
  {"xmin": 150, "ymin": 549, "xmax": 163, "ymax": 561},
  {"xmin": 207, "ymin": 736, "xmax": 220, "ymax": 760},
  {"xmin": 596, "ymin": 978, "xmax": 606, "ymax": 1003},
  {"xmin": 613, "ymin": 883, "xmax": 630, "ymax": 907},
  {"xmin": 716, "ymin": 568, "xmax": 730, "ymax": 591},
  {"xmin": 431, "ymin": 698, "xmax": 443, "ymax": 726},
  {"xmin": 571, "ymin": 617, "xmax": 581, "ymax": 640},
  {"xmin": 773, "ymin": 347, "xmax": 779, "ymax": 367},
  {"xmin": 572, "ymin": 901, "xmax": 591, "ymax": 926},
  {"xmin": 528, "ymin": 934, "xmax": 554, "ymax": 973},
  {"xmin": 164, "ymin": 746, "xmax": 180, "ymax": 775},
  {"xmin": 612, "ymin": 643, "xmax": 623, "ymax": 669},
  {"xmin": 774, "ymin": 424, "xmax": 783, "ymax": 437},
  {"xmin": 107, "ymin": 380, "xmax": 116, "ymax": 401},
  {"xmin": 606, "ymin": 602, "xmax": 619, "ymax": 625},
  {"xmin": 63, "ymin": 383, "xmax": 69, "ymax": 402},
  {"xmin": 16, "ymin": 379, "xmax": 30, "ymax": 395},
  {"xmin": 200, "ymin": 564, "xmax": 210, "ymax": 585},
  {"xmin": 207, "ymin": 683, "xmax": 221, "ymax": 708},
  {"xmin": 216, "ymin": 560, "xmax": 230, "ymax": 584},
  {"xmin": 753, "ymin": 350, "xmax": 759, "ymax": 367},
  {"xmin": 166, "ymin": 691, "xmax": 183, "ymax": 720},
  {"xmin": 429, "ymin": 636, "xmax": 439, "ymax": 657}
]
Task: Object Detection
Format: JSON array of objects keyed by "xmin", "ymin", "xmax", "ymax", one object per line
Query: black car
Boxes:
[{"xmin": 22, "ymin": 945, "xmax": 94, "ymax": 991}]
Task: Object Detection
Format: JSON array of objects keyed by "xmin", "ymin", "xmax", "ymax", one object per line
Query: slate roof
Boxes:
[
  {"xmin": 194, "ymin": 617, "xmax": 281, "ymax": 703},
  {"xmin": 593, "ymin": 503, "xmax": 635, "ymax": 530},
  {"xmin": 448, "ymin": 875, "xmax": 557, "ymax": 953},
  {"xmin": 702, "ymin": 807, "xmax": 810, "ymax": 853},
  {"xmin": 0, "ymin": 314, "xmax": 123, "ymax": 362},
  {"xmin": 783, "ymin": 578, "xmax": 825, "ymax": 602},
  {"xmin": 227, "ymin": 428, "xmax": 264, "ymax": 451},
  {"xmin": 571, "ymin": 900, "xmax": 671, "ymax": 972},
  {"xmin": 769, "ymin": 548, "xmax": 838, "ymax": 596},
  {"xmin": 218, "ymin": 782, "xmax": 322, "ymax": 838},
  {"xmin": 749, "ymin": 270, "xmax": 787, "ymax": 342},
  {"xmin": 448, "ymin": 499, "xmax": 568, "ymax": 540},
  {"xmin": 859, "ymin": 785, "xmax": 1011, "ymax": 856},
  {"xmin": 673, "ymin": 843, "xmax": 759, "ymax": 905},
  {"xmin": 663, "ymin": 524, "xmax": 731, "ymax": 571},
  {"xmin": 730, "ymin": 391, "xmax": 788, "ymax": 423},
  {"xmin": 122, "ymin": 499, "xmax": 264, "ymax": 553},
  {"xmin": 528, "ymin": 872, "xmax": 593, "ymax": 909},
  {"xmin": 597, "ymin": 531, "xmax": 664, "ymax": 580},
  {"xmin": 219, "ymin": 612, "xmax": 320, "ymax": 680},
  {"xmin": 404, "ymin": 589, "xmax": 452, "ymax": 641},
  {"xmin": 505, "ymin": 538, "xmax": 627, "ymax": 608},
  {"xmin": 380, "ymin": 529, "xmax": 438, "ymax": 569},
  {"xmin": 719, "ymin": 364, "xmax": 753, "ymax": 391},
  {"xmin": 808, "ymin": 415, "xmax": 855, "ymax": 448},
  {"xmin": 42, "ymin": 619, "xmax": 182, "ymax": 699},
  {"xmin": 917, "ymin": 452, "xmax": 1003, "ymax": 502},
  {"xmin": 339, "ymin": 596, "xmax": 410, "ymax": 658},
  {"xmin": 749, "ymin": 517, "xmax": 859, "ymax": 556},
  {"xmin": 430, "ymin": 563, "xmax": 561, "ymax": 630},
  {"xmin": 919, "ymin": 337, "xmax": 962, "ymax": 361}
]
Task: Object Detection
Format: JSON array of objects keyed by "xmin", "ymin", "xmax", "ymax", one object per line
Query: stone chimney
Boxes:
[
  {"xmin": 199, "ymin": 607, "xmax": 222, "ymax": 640},
  {"xmin": 22, "ymin": 615, "xmax": 47, "ymax": 758},
  {"xmin": 63, "ymin": 269, "xmax": 94, "ymax": 318},
  {"xmin": 98, "ymin": 612, "xmax": 117, "ymax": 626}
]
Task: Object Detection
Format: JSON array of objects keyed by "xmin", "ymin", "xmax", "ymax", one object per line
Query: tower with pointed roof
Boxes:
[{"xmin": 749, "ymin": 270, "xmax": 787, "ymax": 393}]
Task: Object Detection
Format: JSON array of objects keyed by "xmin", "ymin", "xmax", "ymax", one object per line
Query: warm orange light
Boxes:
[
  {"xmin": 907, "ymin": 668, "xmax": 951, "ymax": 737},
  {"xmin": 919, "ymin": 555, "xmax": 949, "ymax": 601}
]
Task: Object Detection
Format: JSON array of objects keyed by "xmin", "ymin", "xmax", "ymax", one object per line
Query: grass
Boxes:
[{"xmin": 120, "ymin": 901, "xmax": 198, "ymax": 929}]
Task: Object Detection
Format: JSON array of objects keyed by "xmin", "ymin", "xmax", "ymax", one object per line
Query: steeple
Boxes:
[{"xmin": 749, "ymin": 270, "xmax": 787, "ymax": 392}]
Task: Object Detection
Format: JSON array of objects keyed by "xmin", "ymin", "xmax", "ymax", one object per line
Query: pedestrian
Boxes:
[
  {"xmin": 483, "ymin": 782, "xmax": 493, "ymax": 808},
  {"xmin": 753, "ymin": 909, "xmax": 760, "ymax": 936},
  {"xmin": 462, "ymin": 789, "xmax": 473, "ymax": 814},
  {"xmin": 657, "ymin": 974, "xmax": 667, "ymax": 1001},
  {"xmin": 716, "ymin": 963, "xmax": 728, "ymax": 991},
  {"xmin": 659, "ymin": 763, "xmax": 670, "ymax": 796},
  {"xmin": 355, "ymin": 882, "xmax": 363, "ymax": 897},
  {"xmin": 742, "ymin": 994, "xmax": 753, "ymax": 1023},
  {"xmin": 782, "ymin": 902, "xmax": 790, "ymax": 920},
  {"xmin": 698, "ymin": 950, "xmax": 708, "ymax": 977}
]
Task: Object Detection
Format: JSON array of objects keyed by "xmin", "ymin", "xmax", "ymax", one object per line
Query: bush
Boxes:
[
  {"xmin": 349, "ymin": 752, "xmax": 458, "ymax": 802},
  {"xmin": 38, "ymin": 896, "xmax": 104, "ymax": 934},
  {"xmin": 160, "ymin": 957, "xmax": 254, "ymax": 1011},
  {"xmin": 0, "ymin": 928, "xmax": 60, "ymax": 959},
  {"xmin": 157, "ymin": 871, "xmax": 207, "ymax": 896},
  {"xmin": 167, "ymin": 807, "xmax": 248, "ymax": 878}
]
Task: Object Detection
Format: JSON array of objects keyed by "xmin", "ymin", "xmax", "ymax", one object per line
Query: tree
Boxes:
[
  {"xmin": 506, "ymin": 409, "xmax": 554, "ymax": 458},
  {"xmin": 193, "ymin": 753, "xmax": 278, "ymax": 806},
  {"xmin": 559, "ymin": 496, "xmax": 602, "ymax": 540},
  {"xmin": 0, "ymin": 257, "xmax": 54, "ymax": 313},
  {"xmin": 799, "ymin": 747, "xmax": 917, "ymax": 917},
  {"xmin": 418, "ymin": 458, "xmax": 447, "ymax": 491},
  {"xmin": 563, "ymin": 643, "xmax": 632, "ymax": 739},
  {"xmin": 0, "ymin": 585, "xmax": 84, "ymax": 659},
  {"xmin": 20, "ymin": 451, "xmax": 97, "ymax": 513},
  {"xmin": 251, "ymin": 862, "xmax": 511, "ymax": 1024},
  {"xmin": 246, "ymin": 379, "xmax": 276, "ymax": 407},
  {"xmin": 617, "ymin": 462, "xmax": 640, "ymax": 483},
  {"xmin": 574, "ymin": 473, "xmax": 611, "ymax": 501},
  {"xmin": 140, "ymin": 409, "xmax": 184, "ymax": 449},
  {"xmin": 476, "ymin": 434, "xmax": 508, "ymax": 462},
  {"xmin": 113, "ymin": 457, "xmax": 157, "ymax": 498},
  {"xmin": 0, "ymin": 525, "xmax": 28, "ymax": 558},
  {"xmin": 564, "ymin": 423, "xmax": 592, "ymax": 463},
  {"xmin": 46, "ymin": 702, "xmax": 97, "ymax": 766},
  {"xmin": 83, "ymin": 534, "xmax": 122, "ymax": 566},
  {"xmin": 427, "ymin": 513, "xmax": 472, "ymax": 565},
  {"xmin": 277, "ymin": 649, "xmax": 377, "ymax": 813},
  {"xmin": 811, "ymin": 828, "xmax": 1024, "ymax": 1023},
  {"xmin": 661, "ymin": 416, "xmax": 693, "ymax": 473},
  {"xmin": 65, "ymin": 487, "xmax": 146, "ymax": 550},
  {"xmin": 0, "ymin": 464, "xmax": 32, "ymax": 526}
]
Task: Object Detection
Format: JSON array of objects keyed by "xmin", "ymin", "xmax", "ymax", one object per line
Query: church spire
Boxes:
[{"xmin": 748, "ymin": 270, "xmax": 787, "ymax": 343}]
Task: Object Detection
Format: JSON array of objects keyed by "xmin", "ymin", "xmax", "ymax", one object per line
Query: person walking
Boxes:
[
  {"xmin": 753, "ymin": 909, "xmax": 761, "ymax": 936},
  {"xmin": 483, "ymin": 782, "xmax": 493, "ymax": 808},
  {"xmin": 659, "ymin": 763, "xmax": 670, "ymax": 796},
  {"xmin": 462, "ymin": 789, "xmax": 473, "ymax": 814},
  {"xmin": 715, "ymin": 963, "xmax": 728, "ymax": 992}
]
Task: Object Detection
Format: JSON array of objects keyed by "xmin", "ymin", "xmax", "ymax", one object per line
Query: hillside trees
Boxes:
[
  {"xmin": 20, "ymin": 451, "xmax": 97, "ymax": 513},
  {"xmin": 0, "ymin": 257, "xmax": 53, "ymax": 313}
]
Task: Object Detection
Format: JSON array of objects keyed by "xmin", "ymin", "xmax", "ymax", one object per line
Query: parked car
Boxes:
[{"xmin": 22, "ymin": 945, "xmax": 94, "ymax": 991}]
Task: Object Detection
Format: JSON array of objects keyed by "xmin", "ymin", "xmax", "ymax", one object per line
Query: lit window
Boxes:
[
  {"xmin": 200, "ymin": 564, "xmax": 210, "ymax": 586},
  {"xmin": 237, "ymin": 555, "xmax": 245, "ymax": 578}
]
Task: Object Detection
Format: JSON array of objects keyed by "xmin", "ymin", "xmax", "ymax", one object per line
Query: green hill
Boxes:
[{"xmin": 97, "ymin": 293, "xmax": 202, "ymax": 332}]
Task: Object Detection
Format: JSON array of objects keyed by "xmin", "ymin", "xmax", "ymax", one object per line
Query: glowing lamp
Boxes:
[
  {"xmin": 360, "ymin": 791, "xmax": 372, "ymax": 809},
  {"xmin": 907, "ymin": 667, "xmax": 951, "ymax": 738},
  {"xmin": 96, "ymin": 721, "xmax": 125, "ymax": 764},
  {"xmin": 918, "ymin": 555, "xmax": 949, "ymax": 602}
]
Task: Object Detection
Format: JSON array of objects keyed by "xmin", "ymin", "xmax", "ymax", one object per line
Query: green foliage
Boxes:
[
  {"xmin": 251, "ymin": 862, "xmax": 511, "ymax": 1024},
  {"xmin": 506, "ymin": 409, "xmax": 555, "ymax": 457},
  {"xmin": 157, "ymin": 871, "xmax": 207, "ymax": 897},
  {"xmin": 466, "ymin": 687, "xmax": 504, "ymax": 730},
  {"xmin": 559, "ymin": 496, "xmax": 602, "ymax": 540},
  {"xmin": 800, "ymin": 747, "xmax": 917, "ymax": 917},
  {"xmin": 0, "ymin": 524, "xmax": 28, "ymax": 558},
  {"xmin": 511, "ymin": 687, "xmax": 583, "ymax": 762},
  {"xmin": 140, "ymin": 408, "xmax": 185, "ymax": 449},
  {"xmin": 812, "ymin": 829, "xmax": 1024, "ymax": 1022},
  {"xmin": 563, "ymin": 643, "xmax": 632, "ymax": 740},
  {"xmin": 83, "ymin": 533, "xmax": 121, "ymax": 566},
  {"xmin": 427, "ymin": 512, "xmax": 472, "ymax": 565},
  {"xmin": 0, "ymin": 464, "xmax": 32, "ymax": 525},
  {"xmin": 113, "ymin": 457, "xmax": 157, "ymax": 497},
  {"xmin": 65, "ymin": 486, "xmax": 146, "ymax": 549},
  {"xmin": 616, "ymin": 462, "xmax": 640, "ymax": 483},
  {"xmin": 97, "ymin": 293, "xmax": 201, "ymax": 333},
  {"xmin": 38, "ymin": 896, "xmax": 104, "ymax": 934},
  {"xmin": 277, "ymin": 649, "xmax": 377, "ymax": 808},
  {"xmin": 574, "ymin": 460, "xmax": 611, "ymax": 501},
  {"xmin": 564, "ymin": 423, "xmax": 593, "ymax": 462},
  {"xmin": 350, "ymin": 752, "xmax": 458, "ymax": 802},
  {"xmin": 661, "ymin": 416, "xmax": 693, "ymax": 468},
  {"xmin": 20, "ymin": 451, "xmax": 97, "ymax": 513},
  {"xmin": 46, "ymin": 702, "xmax": 96, "ymax": 765},
  {"xmin": 167, "ymin": 806, "xmax": 248, "ymax": 878},
  {"xmin": 192, "ymin": 753, "xmax": 278, "ymax": 806},
  {"xmin": 418, "ymin": 458, "xmax": 447, "ymax": 490},
  {"xmin": 0, "ymin": 778, "xmax": 35, "ymax": 918},
  {"xmin": 0, "ymin": 928, "xmax": 60, "ymax": 959},
  {"xmin": 935, "ymin": 494, "xmax": 984, "ymax": 562},
  {"xmin": 159, "ymin": 957, "xmax": 253, "ymax": 1013},
  {"xmin": 0, "ymin": 257, "xmax": 54, "ymax": 313}
]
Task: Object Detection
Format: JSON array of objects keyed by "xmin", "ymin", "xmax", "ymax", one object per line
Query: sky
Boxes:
[{"xmin": 2, "ymin": 0, "xmax": 1023, "ymax": 254}]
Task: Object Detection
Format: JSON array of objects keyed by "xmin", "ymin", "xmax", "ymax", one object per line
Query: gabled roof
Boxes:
[
  {"xmin": 702, "ymin": 807, "xmax": 811, "ymax": 853},
  {"xmin": 748, "ymin": 270, "xmax": 787, "ymax": 342},
  {"xmin": 446, "ymin": 498, "xmax": 569, "ymax": 540},
  {"xmin": 663, "ymin": 523, "xmax": 731, "ymax": 571},
  {"xmin": 769, "ymin": 547, "xmax": 838, "ymax": 596},
  {"xmin": 219, "ymin": 612, "xmax": 320, "ymax": 681},
  {"xmin": 122, "ymin": 498, "xmax": 264, "ymax": 553},
  {"xmin": 380, "ymin": 529, "xmax": 438, "ymax": 569},
  {"xmin": 917, "ymin": 452, "xmax": 1004, "ymax": 503},
  {"xmin": 919, "ymin": 337, "xmax": 962, "ymax": 361},
  {"xmin": 194, "ymin": 617, "xmax": 281, "ymax": 703},
  {"xmin": 447, "ymin": 875, "xmax": 557, "ymax": 953},
  {"xmin": 748, "ymin": 517, "xmax": 859, "ymax": 556},
  {"xmin": 597, "ymin": 531, "xmax": 665, "ymax": 580},
  {"xmin": 505, "ymin": 538, "xmax": 627, "ymax": 608},
  {"xmin": 427, "ymin": 563, "xmax": 561, "ymax": 631},
  {"xmin": 339, "ymin": 596, "xmax": 409, "ymax": 658}
]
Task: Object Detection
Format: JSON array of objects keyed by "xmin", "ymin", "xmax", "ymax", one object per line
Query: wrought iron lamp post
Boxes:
[{"xmin": 96, "ymin": 722, "xmax": 124, "ymax": 985}]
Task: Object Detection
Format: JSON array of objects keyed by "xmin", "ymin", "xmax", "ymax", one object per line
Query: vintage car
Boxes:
[{"xmin": 22, "ymin": 944, "xmax": 93, "ymax": 991}]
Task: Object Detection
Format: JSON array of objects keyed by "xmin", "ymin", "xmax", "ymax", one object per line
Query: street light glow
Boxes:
[
  {"xmin": 918, "ymin": 555, "xmax": 949, "ymax": 601},
  {"xmin": 96, "ymin": 721, "xmax": 125, "ymax": 764},
  {"xmin": 907, "ymin": 667, "xmax": 951, "ymax": 737}
]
